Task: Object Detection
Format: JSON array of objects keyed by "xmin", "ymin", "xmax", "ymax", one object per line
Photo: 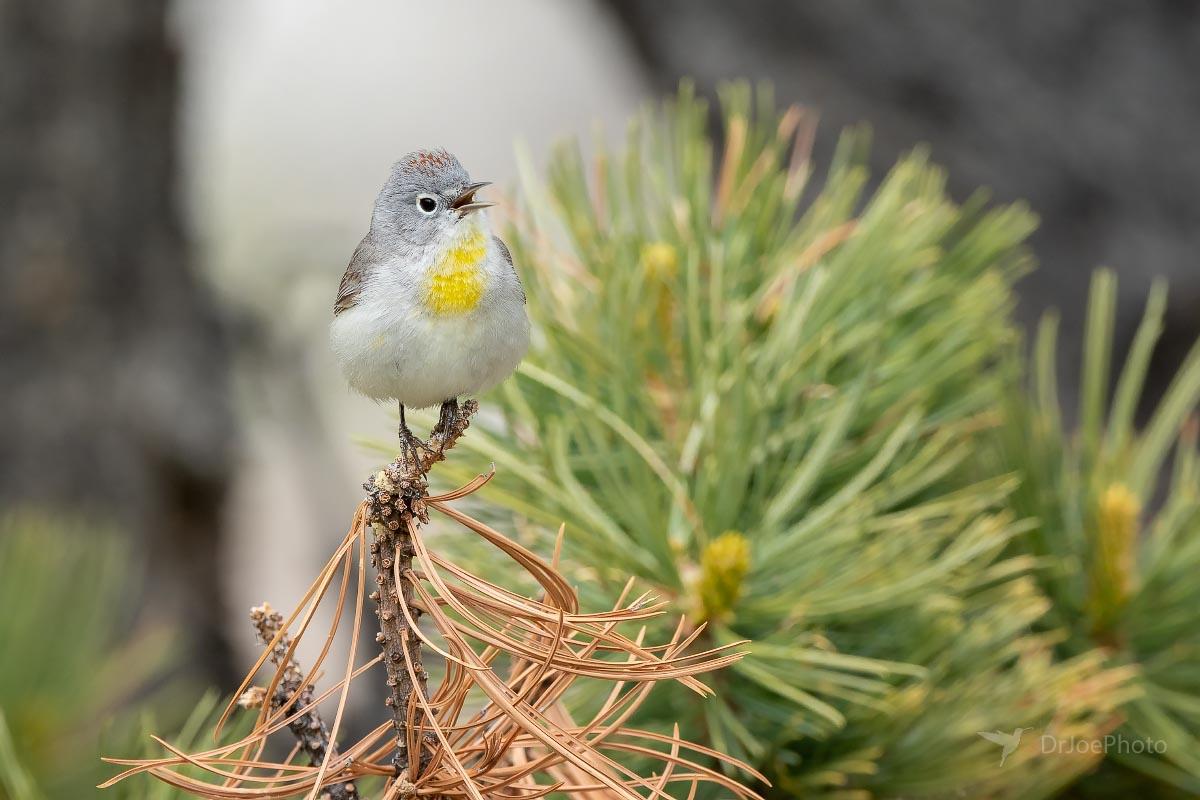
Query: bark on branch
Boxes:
[
  {"xmin": 363, "ymin": 399, "xmax": 478, "ymax": 780},
  {"xmin": 245, "ymin": 603, "xmax": 358, "ymax": 800}
]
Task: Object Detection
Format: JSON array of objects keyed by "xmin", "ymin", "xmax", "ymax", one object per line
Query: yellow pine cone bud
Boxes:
[
  {"xmin": 694, "ymin": 531, "xmax": 751, "ymax": 624},
  {"xmin": 1087, "ymin": 483, "xmax": 1140, "ymax": 641},
  {"xmin": 637, "ymin": 241, "xmax": 681, "ymax": 367},
  {"xmin": 640, "ymin": 241, "xmax": 679, "ymax": 281}
]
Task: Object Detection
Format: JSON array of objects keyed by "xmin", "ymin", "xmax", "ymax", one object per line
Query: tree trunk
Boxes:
[{"xmin": 0, "ymin": 0, "xmax": 236, "ymax": 683}]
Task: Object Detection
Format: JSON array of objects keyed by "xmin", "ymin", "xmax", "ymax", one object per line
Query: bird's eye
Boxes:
[{"xmin": 417, "ymin": 195, "xmax": 438, "ymax": 214}]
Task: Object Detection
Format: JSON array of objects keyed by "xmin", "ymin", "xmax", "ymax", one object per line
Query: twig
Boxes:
[
  {"xmin": 245, "ymin": 603, "xmax": 358, "ymax": 800},
  {"xmin": 364, "ymin": 399, "xmax": 477, "ymax": 779}
]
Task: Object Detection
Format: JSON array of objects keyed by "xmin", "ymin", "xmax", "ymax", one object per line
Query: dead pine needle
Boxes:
[{"xmin": 103, "ymin": 401, "xmax": 766, "ymax": 799}]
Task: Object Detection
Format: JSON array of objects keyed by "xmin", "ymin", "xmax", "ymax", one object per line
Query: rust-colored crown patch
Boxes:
[{"xmin": 402, "ymin": 148, "xmax": 455, "ymax": 175}]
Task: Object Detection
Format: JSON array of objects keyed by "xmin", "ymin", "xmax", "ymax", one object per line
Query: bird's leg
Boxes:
[
  {"xmin": 435, "ymin": 399, "xmax": 458, "ymax": 434},
  {"xmin": 397, "ymin": 402, "xmax": 422, "ymax": 469},
  {"xmin": 397, "ymin": 402, "xmax": 412, "ymax": 466},
  {"xmin": 435, "ymin": 399, "xmax": 459, "ymax": 455}
]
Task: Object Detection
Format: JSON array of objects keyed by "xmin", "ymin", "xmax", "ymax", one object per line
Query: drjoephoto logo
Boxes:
[{"xmin": 977, "ymin": 727, "xmax": 1167, "ymax": 766}]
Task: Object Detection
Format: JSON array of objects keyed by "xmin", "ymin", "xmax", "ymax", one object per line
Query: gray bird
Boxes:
[{"xmin": 330, "ymin": 149, "xmax": 529, "ymax": 452}]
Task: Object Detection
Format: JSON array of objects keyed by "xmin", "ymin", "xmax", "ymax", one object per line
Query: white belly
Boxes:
[{"xmin": 329, "ymin": 275, "xmax": 529, "ymax": 408}]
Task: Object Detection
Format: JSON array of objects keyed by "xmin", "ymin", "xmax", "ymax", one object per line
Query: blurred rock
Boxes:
[{"xmin": 172, "ymin": 0, "xmax": 646, "ymax": 673}]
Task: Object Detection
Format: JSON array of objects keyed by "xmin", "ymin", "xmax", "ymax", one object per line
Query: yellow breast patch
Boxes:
[{"xmin": 423, "ymin": 229, "xmax": 488, "ymax": 315}]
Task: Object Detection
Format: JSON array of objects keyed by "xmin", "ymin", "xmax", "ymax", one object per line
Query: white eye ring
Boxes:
[{"xmin": 416, "ymin": 194, "xmax": 439, "ymax": 214}]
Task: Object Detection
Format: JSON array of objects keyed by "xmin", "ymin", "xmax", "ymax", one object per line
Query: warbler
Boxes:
[{"xmin": 330, "ymin": 149, "xmax": 529, "ymax": 450}]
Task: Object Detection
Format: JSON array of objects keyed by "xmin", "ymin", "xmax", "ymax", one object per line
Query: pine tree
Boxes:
[{"xmin": 417, "ymin": 84, "xmax": 1197, "ymax": 797}]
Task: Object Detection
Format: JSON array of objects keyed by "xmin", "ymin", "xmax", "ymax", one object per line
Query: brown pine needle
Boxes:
[{"xmin": 104, "ymin": 406, "xmax": 766, "ymax": 799}]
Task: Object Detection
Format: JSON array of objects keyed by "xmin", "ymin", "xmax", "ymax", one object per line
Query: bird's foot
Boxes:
[
  {"xmin": 397, "ymin": 426, "xmax": 434, "ymax": 474},
  {"xmin": 393, "ymin": 399, "xmax": 475, "ymax": 478},
  {"xmin": 432, "ymin": 399, "xmax": 460, "ymax": 451}
]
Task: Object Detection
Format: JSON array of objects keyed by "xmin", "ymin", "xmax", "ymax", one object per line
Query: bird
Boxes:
[
  {"xmin": 330, "ymin": 149, "xmax": 529, "ymax": 460},
  {"xmin": 976, "ymin": 727, "xmax": 1029, "ymax": 767}
]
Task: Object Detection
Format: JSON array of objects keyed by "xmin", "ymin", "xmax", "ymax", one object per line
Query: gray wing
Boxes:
[
  {"xmin": 334, "ymin": 235, "xmax": 375, "ymax": 316},
  {"xmin": 493, "ymin": 235, "xmax": 525, "ymax": 304}
]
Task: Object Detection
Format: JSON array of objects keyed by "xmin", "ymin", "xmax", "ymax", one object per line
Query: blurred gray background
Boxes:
[{"xmin": 1, "ymin": 0, "xmax": 1196, "ymax": 685}]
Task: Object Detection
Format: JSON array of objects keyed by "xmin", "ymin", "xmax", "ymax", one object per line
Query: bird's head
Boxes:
[{"xmin": 373, "ymin": 149, "xmax": 493, "ymax": 246}]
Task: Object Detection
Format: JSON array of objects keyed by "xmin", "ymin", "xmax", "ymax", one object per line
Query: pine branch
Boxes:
[
  {"xmin": 104, "ymin": 392, "xmax": 764, "ymax": 798},
  {"xmin": 363, "ymin": 399, "xmax": 477, "ymax": 779},
  {"xmin": 245, "ymin": 603, "xmax": 358, "ymax": 800}
]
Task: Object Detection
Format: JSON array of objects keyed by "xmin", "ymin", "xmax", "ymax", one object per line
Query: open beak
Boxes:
[{"xmin": 450, "ymin": 181, "xmax": 494, "ymax": 218}]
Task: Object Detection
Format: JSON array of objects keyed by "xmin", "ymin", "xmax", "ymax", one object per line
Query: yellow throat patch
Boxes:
[{"xmin": 423, "ymin": 229, "xmax": 488, "ymax": 315}]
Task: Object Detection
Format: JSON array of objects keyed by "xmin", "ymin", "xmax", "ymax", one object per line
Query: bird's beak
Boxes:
[{"xmin": 450, "ymin": 181, "xmax": 494, "ymax": 218}]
